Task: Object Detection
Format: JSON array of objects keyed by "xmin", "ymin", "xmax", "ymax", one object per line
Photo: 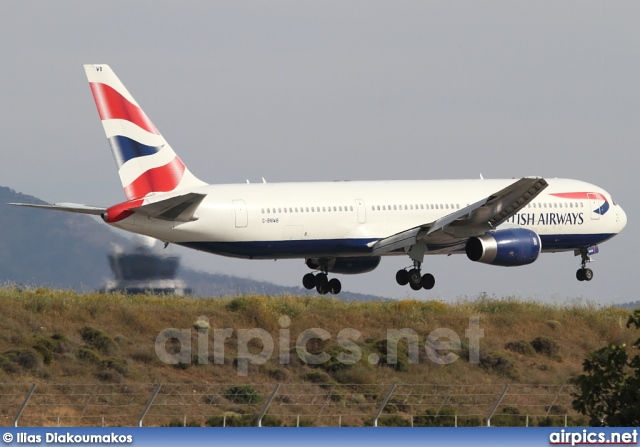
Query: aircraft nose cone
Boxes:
[{"xmin": 617, "ymin": 205, "xmax": 627, "ymax": 232}]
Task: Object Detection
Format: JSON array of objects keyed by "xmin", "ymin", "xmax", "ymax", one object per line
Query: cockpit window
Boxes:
[{"xmin": 612, "ymin": 197, "xmax": 617, "ymax": 206}]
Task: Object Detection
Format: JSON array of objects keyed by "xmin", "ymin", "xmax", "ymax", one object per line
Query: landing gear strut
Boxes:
[
  {"xmin": 302, "ymin": 272, "xmax": 342, "ymax": 295},
  {"xmin": 576, "ymin": 248, "xmax": 594, "ymax": 282},
  {"xmin": 396, "ymin": 260, "xmax": 435, "ymax": 291}
]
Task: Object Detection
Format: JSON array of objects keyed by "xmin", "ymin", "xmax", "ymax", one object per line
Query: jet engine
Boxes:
[
  {"xmin": 465, "ymin": 228, "xmax": 541, "ymax": 267},
  {"xmin": 305, "ymin": 256, "xmax": 381, "ymax": 274}
]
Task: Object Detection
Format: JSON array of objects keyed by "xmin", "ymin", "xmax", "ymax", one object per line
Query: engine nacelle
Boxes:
[
  {"xmin": 305, "ymin": 256, "xmax": 381, "ymax": 275},
  {"xmin": 465, "ymin": 228, "xmax": 541, "ymax": 267}
]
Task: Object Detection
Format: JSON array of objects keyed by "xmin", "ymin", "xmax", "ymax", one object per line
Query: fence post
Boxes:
[
  {"xmin": 373, "ymin": 384, "xmax": 397, "ymax": 427},
  {"xmin": 486, "ymin": 384, "xmax": 509, "ymax": 427},
  {"xmin": 138, "ymin": 384, "xmax": 162, "ymax": 427},
  {"xmin": 14, "ymin": 383, "xmax": 37, "ymax": 427},
  {"xmin": 257, "ymin": 384, "xmax": 280, "ymax": 427}
]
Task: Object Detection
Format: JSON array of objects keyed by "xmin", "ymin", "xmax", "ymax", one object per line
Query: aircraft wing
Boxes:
[
  {"xmin": 371, "ymin": 177, "xmax": 548, "ymax": 256},
  {"xmin": 7, "ymin": 202, "xmax": 106, "ymax": 215}
]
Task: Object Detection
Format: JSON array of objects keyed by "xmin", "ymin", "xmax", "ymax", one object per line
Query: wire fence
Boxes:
[{"xmin": 0, "ymin": 383, "xmax": 583, "ymax": 427}]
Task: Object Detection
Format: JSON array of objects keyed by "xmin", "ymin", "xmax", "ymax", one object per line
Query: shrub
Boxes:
[
  {"xmin": 0, "ymin": 355, "xmax": 19, "ymax": 374},
  {"xmin": 163, "ymin": 418, "xmax": 201, "ymax": 427},
  {"xmin": 491, "ymin": 407, "xmax": 527, "ymax": 427},
  {"xmin": 3, "ymin": 348, "xmax": 43, "ymax": 370},
  {"xmin": 32, "ymin": 337, "xmax": 57, "ymax": 365},
  {"xmin": 95, "ymin": 369, "xmax": 124, "ymax": 383},
  {"xmin": 376, "ymin": 414, "xmax": 412, "ymax": 427},
  {"xmin": 530, "ymin": 336, "xmax": 561, "ymax": 360},
  {"xmin": 79, "ymin": 327, "xmax": 117, "ymax": 355},
  {"xmin": 414, "ymin": 407, "xmax": 457, "ymax": 427},
  {"xmin": 76, "ymin": 348, "xmax": 102, "ymax": 364},
  {"xmin": 480, "ymin": 351, "xmax": 519, "ymax": 380},
  {"xmin": 505, "ymin": 340, "xmax": 536, "ymax": 357},
  {"xmin": 224, "ymin": 385, "xmax": 261, "ymax": 405}
]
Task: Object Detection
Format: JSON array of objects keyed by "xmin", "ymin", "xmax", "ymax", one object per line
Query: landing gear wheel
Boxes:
[
  {"xmin": 396, "ymin": 269, "xmax": 409, "ymax": 286},
  {"xmin": 576, "ymin": 269, "xmax": 585, "ymax": 281},
  {"xmin": 583, "ymin": 268, "xmax": 593, "ymax": 281},
  {"xmin": 315, "ymin": 273, "xmax": 329, "ymax": 294},
  {"xmin": 409, "ymin": 281, "xmax": 422, "ymax": 290},
  {"xmin": 329, "ymin": 278, "xmax": 342, "ymax": 295},
  {"xmin": 302, "ymin": 273, "xmax": 316, "ymax": 289},
  {"xmin": 421, "ymin": 273, "xmax": 435, "ymax": 290},
  {"xmin": 408, "ymin": 269, "xmax": 422, "ymax": 287}
]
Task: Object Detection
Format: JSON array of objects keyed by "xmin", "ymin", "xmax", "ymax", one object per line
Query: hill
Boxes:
[{"xmin": 0, "ymin": 287, "xmax": 636, "ymax": 426}]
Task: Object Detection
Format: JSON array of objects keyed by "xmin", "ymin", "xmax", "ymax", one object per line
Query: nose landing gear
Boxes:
[{"xmin": 576, "ymin": 248, "xmax": 594, "ymax": 282}]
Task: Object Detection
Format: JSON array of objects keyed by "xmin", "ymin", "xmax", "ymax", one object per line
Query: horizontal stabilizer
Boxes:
[
  {"xmin": 8, "ymin": 202, "xmax": 106, "ymax": 215},
  {"xmin": 129, "ymin": 193, "xmax": 206, "ymax": 222}
]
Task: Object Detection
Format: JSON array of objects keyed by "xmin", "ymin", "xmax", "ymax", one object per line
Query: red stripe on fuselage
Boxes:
[
  {"xmin": 551, "ymin": 192, "xmax": 606, "ymax": 200},
  {"xmin": 89, "ymin": 82, "xmax": 159, "ymax": 135},
  {"xmin": 123, "ymin": 157, "xmax": 186, "ymax": 200}
]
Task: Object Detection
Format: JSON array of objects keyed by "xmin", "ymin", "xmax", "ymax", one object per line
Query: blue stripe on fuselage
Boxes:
[{"xmin": 177, "ymin": 233, "xmax": 615, "ymax": 259}]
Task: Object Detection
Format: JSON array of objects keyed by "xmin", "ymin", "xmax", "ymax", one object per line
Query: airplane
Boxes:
[{"xmin": 10, "ymin": 65, "xmax": 627, "ymax": 295}]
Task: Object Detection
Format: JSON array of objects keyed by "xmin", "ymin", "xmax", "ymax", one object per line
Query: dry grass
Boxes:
[{"xmin": 0, "ymin": 285, "xmax": 636, "ymax": 426}]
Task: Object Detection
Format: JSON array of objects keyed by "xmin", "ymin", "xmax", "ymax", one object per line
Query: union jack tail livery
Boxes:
[{"xmin": 84, "ymin": 64, "xmax": 207, "ymax": 200}]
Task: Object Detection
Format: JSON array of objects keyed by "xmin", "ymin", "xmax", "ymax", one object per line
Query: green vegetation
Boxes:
[
  {"xmin": 572, "ymin": 309, "xmax": 640, "ymax": 426},
  {"xmin": 0, "ymin": 286, "xmax": 636, "ymax": 426}
]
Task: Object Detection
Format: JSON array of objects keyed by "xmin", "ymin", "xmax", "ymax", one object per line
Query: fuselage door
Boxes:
[
  {"xmin": 587, "ymin": 193, "xmax": 600, "ymax": 221},
  {"xmin": 233, "ymin": 199, "xmax": 248, "ymax": 228},
  {"xmin": 355, "ymin": 199, "xmax": 366, "ymax": 224}
]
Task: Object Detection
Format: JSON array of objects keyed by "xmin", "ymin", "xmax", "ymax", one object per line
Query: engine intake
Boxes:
[
  {"xmin": 306, "ymin": 256, "xmax": 381, "ymax": 275},
  {"xmin": 465, "ymin": 228, "xmax": 541, "ymax": 267}
]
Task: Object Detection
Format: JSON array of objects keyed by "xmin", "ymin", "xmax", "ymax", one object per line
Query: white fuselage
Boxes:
[{"xmin": 109, "ymin": 178, "xmax": 627, "ymax": 260}]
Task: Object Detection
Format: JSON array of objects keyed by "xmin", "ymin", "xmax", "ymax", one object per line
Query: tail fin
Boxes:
[{"xmin": 84, "ymin": 64, "xmax": 207, "ymax": 200}]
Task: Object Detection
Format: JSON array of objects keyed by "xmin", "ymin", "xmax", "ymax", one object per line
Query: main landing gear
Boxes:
[
  {"xmin": 576, "ymin": 248, "xmax": 594, "ymax": 282},
  {"xmin": 303, "ymin": 272, "xmax": 342, "ymax": 295},
  {"xmin": 396, "ymin": 261, "xmax": 435, "ymax": 290}
]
